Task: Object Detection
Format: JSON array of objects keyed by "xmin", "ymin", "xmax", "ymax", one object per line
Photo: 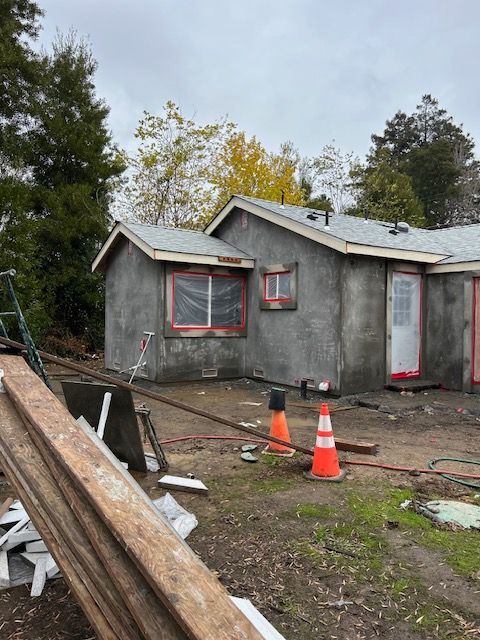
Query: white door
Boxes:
[
  {"xmin": 474, "ymin": 278, "xmax": 480, "ymax": 384},
  {"xmin": 391, "ymin": 272, "xmax": 422, "ymax": 379}
]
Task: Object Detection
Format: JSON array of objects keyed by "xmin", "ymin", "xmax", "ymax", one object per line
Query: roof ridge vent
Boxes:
[{"xmin": 397, "ymin": 221, "xmax": 410, "ymax": 233}]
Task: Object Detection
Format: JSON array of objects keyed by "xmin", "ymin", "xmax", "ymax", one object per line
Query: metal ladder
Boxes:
[{"xmin": 0, "ymin": 269, "xmax": 51, "ymax": 389}]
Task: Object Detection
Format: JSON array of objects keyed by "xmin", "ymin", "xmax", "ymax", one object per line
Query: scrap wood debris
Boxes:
[{"xmin": 0, "ymin": 353, "xmax": 266, "ymax": 640}]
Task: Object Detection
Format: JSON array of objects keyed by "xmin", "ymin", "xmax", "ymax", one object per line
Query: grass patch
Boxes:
[
  {"xmin": 252, "ymin": 476, "xmax": 297, "ymax": 494},
  {"xmin": 294, "ymin": 503, "xmax": 334, "ymax": 519}
]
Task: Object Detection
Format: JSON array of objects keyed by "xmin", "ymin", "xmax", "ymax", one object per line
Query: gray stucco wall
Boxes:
[
  {"xmin": 214, "ymin": 208, "xmax": 344, "ymax": 391},
  {"xmin": 424, "ymin": 273, "xmax": 464, "ymax": 390},
  {"xmin": 104, "ymin": 237, "xmax": 246, "ymax": 382},
  {"xmin": 341, "ymin": 256, "xmax": 387, "ymax": 394},
  {"xmin": 105, "ymin": 237, "xmax": 162, "ymax": 379}
]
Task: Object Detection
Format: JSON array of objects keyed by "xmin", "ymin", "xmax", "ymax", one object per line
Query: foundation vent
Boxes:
[
  {"xmin": 113, "ymin": 360, "xmax": 121, "ymax": 371},
  {"xmin": 304, "ymin": 378, "xmax": 315, "ymax": 389},
  {"xmin": 139, "ymin": 364, "xmax": 149, "ymax": 378},
  {"xmin": 253, "ymin": 367, "xmax": 265, "ymax": 378},
  {"xmin": 202, "ymin": 368, "xmax": 218, "ymax": 378}
]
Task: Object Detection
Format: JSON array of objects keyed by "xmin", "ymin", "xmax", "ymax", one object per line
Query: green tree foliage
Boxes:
[
  {"xmin": 365, "ymin": 95, "xmax": 477, "ymax": 226},
  {"xmin": 0, "ymin": 5, "xmax": 122, "ymax": 348},
  {"xmin": 119, "ymin": 102, "xmax": 235, "ymax": 227},
  {"xmin": 120, "ymin": 105, "xmax": 304, "ymax": 227},
  {"xmin": 351, "ymin": 152, "xmax": 425, "ymax": 226}
]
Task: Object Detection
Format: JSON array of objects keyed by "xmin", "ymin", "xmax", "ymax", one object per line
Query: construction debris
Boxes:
[
  {"xmin": 158, "ymin": 474, "xmax": 209, "ymax": 495},
  {"xmin": 0, "ymin": 353, "xmax": 263, "ymax": 640},
  {"xmin": 152, "ymin": 493, "xmax": 198, "ymax": 539},
  {"xmin": 240, "ymin": 452, "xmax": 258, "ymax": 463},
  {"xmin": 0, "ymin": 336, "xmax": 379, "ymax": 457}
]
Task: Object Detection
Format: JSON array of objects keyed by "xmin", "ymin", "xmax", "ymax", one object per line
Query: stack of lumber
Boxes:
[{"xmin": 0, "ymin": 354, "xmax": 264, "ymax": 640}]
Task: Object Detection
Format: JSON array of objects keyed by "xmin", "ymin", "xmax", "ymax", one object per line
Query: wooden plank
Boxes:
[
  {"xmin": 0, "ymin": 452, "xmax": 117, "ymax": 640},
  {"xmin": 2, "ymin": 354, "xmax": 263, "ymax": 640},
  {"xmin": 158, "ymin": 475, "xmax": 208, "ymax": 495},
  {"xmin": 27, "ymin": 412, "xmax": 187, "ymax": 640},
  {"xmin": 0, "ymin": 394, "xmax": 141, "ymax": 640},
  {"xmin": 0, "ymin": 337, "xmax": 378, "ymax": 456},
  {"xmin": 30, "ymin": 556, "xmax": 47, "ymax": 597},
  {"xmin": 0, "ymin": 550, "xmax": 9, "ymax": 588},
  {"xmin": 0, "ymin": 498, "xmax": 13, "ymax": 519}
]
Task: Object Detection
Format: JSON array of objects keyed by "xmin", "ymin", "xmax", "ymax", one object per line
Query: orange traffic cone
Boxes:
[
  {"xmin": 262, "ymin": 388, "xmax": 294, "ymax": 457},
  {"xmin": 304, "ymin": 403, "xmax": 346, "ymax": 482}
]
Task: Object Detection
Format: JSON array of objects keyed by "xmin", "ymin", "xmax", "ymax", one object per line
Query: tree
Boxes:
[
  {"xmin": 26, "ymin": 32, "xmax": 124, "ymax": 345},
  {"xmin": 209, "ymin": 133, "xmax": 304, "ymax": 216},
  {"xmin": 119, "ymin": 102, "xmax": 234, "ymax": 227},
  {"xmin": 302, "ymin": 144, "xmax": 358, "ymax": 213},
  {"xmin": 351, "ymin": 153, "xmax": 425, "ymax": 226},
  {"xmin": 0, "ymin": 0, "xmax": 43, "ymax": 161},
  {"xmin": 0, "ymin": 17, "xmax": 123, "ymax": 348},
  {"xmin": 369, "ymin": 95, "xmax": 477, "ymax": 225}
]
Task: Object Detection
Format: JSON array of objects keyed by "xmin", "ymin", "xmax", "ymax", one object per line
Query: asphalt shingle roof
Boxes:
[
  {"xmin": 122, "ymin": 221, "xmax": 252, "ymax": 259},
  {"xmin": 235, "ymin": 196, "xmax": 480, "ymax": 264}
]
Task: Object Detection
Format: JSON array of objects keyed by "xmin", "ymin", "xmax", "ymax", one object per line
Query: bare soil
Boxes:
[{"xmin": 1, "ymin": 366, "xmax": 480, "ymax": 639}]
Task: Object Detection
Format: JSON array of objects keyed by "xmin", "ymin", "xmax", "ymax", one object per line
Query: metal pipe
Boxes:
[{"xmin": 0, "ymin": 336, "xmax": 378, "ymax": 456}]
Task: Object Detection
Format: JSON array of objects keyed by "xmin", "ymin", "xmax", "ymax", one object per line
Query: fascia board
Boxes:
[
  {"xmin": 346, "ymin": 242, "xmax": 449, "ymax": 264},
  {"xmin": 153, "ymin": 250, "xmax": 254, "ymax": 268},
  {"xmin": 205, "ymin": 197, "xmax": 347, "ymax": 254},
  {"xmin": 91, "ymin": 224, "xmax": 155, "ymax": 272},
  {"xmin": 426, "ymin": 260, "xmax": 480, "ymax": 274}
]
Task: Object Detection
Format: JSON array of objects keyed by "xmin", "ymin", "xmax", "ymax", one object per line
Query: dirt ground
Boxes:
[{"xmin": 1, "ymin": 366, "xmax": 480, "ymax": 639}]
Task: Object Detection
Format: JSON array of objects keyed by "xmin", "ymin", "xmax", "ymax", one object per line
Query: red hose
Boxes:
[{"xmin": 160, "ymin": 434, "xmax": 480, "ymax": 480}]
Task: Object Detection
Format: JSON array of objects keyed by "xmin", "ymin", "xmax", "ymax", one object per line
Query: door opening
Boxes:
[{"xmin": 391, "ymin": 272, "xmax": 422, "ymax": 379}]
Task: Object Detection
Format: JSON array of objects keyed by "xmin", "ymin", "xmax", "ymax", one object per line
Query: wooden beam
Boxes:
[
  {"xmin": 0, "ymin": 448, "xmax": 117, "ymax": 640},
  {"xmin": 0, "ymin": 337, "xmax": 378, "ymax": 456},
  {"xmin": 1, "ymin": 354, "xmax": 263, "ymax": 640},
  {"xmin": 0, "ymin": 394, "xmax": 140, "ymax": 640},
  {"xmin": 26, "ymin": 413, "xmax": 187, "ymax": 639}
]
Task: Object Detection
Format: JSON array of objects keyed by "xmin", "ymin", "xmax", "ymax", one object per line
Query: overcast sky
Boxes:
[{"xmin": 37, "ymin": 0, "xmax": 480, "ymax": 160}]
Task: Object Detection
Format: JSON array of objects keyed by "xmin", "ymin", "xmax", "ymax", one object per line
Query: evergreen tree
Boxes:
[
  {"xmin": 367, "ymin": 95, "xmax": 477, "ymax": 225},
  {"xmin": 27, "ymin": 32, "xmax": 123, "ymax": 346}
]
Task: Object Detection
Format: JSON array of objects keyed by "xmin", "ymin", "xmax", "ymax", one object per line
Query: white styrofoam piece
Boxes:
[
  {"xmin": 0, "ymin": 550, "xmax": 9, "ymax": 588},
  {"xmin": 8, "ymin": 530, "xmax": 42, "ymax": 545},
  {"xmin": 158, "ymin": 475, "xmax": 208, "ymax": 493},
  {"xmin": 30, "ymin": 557, "xmax": 47, "ymax": 597},
  {"xmin": 20, "ymin": 551, "xmax": 50, "ymax": 567},
  {"xmin": 0, "ymin": 509, "xmax": 28, "ymax": 526},
  {"xmin": 0, "ymin": 516, "xmax": 30, "ymax": 547},
  {"xmin": 25, "ymin": 540, "xmax": 48, "ymax": 553},
  {"xmin": 10, "ymin": 500, "xmax": 24, "ymax": 510},
  {"xmin": 230, "ymin": 597, "xmax": 285, "ymax": 640},
  {"xmin": 46, "ymin": 555, "xmax": 59, "ymax": 578}
]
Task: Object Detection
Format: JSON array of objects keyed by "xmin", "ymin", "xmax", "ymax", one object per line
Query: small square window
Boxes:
[{"xmin": 263, "ymin": 272, "xmax": 292, "ymax": 302}]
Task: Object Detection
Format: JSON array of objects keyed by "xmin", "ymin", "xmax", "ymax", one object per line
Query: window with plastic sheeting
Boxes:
[
  {"xmin": 391, "ymin": 271, "xmax": 422, "ymax": 379},
  {"xmin": 263, "ymin": 272, "xmax": 292, "ymax": 302},
  {"xmin": 172, "ymin": 272, "xmax": 245, "ymax": 330}
]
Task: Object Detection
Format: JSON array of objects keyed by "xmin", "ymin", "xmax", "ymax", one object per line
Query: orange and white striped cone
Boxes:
[{"xmin": 303, "ymin": 403, "xmax": 346, "ymax": 482}]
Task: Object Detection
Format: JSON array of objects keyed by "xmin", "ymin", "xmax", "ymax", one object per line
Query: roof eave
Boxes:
[
  {"xmin": 92, "ymin": 221, "xmax": 255, "ymax": 273},
  {"xmin": 206, "ymin": 196, "xmax": 451, "ymax": 264}
]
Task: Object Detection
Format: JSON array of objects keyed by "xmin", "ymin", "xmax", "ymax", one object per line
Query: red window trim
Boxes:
[
  {"xmin": 391, "ymin": 271, "xmax": 423, "ymax": 380},
  {"xmin": 263, "ymin": 271, "xmax": 292, "ymax": 303},
  {"xmin": 473, "ymin": 277, "xmax": 480, "ymax": 384},
  {"xmin": 171, "ymin": 270, "xmax": 246, "ymax": 331}
]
